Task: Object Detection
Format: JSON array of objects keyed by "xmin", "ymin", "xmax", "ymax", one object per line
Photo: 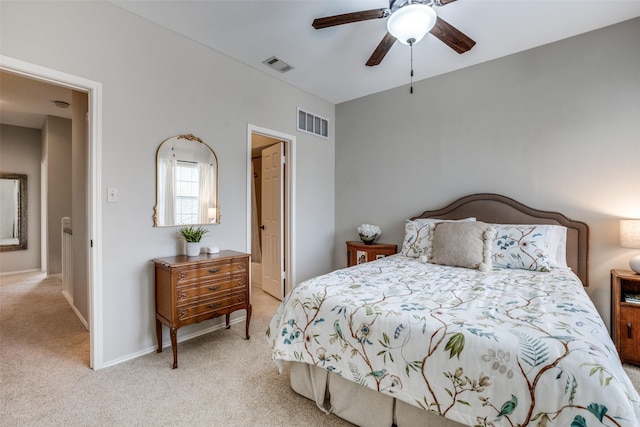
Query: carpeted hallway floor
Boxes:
[
  {"xmin": 0, "ymin": 272, "xmax": 351, "ymax": 426},
  {"xmin": 1, "ymin": 272, "xmax": 639, "ymax": 426}
]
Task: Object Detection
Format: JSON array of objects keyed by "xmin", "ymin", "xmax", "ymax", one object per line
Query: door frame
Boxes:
[
  {"xmin": 246, "ymin": 124, "xmax": 296, "ymax": 296},
  {"xmin": 1, "ymin": 55, "xmax": 104, "ymax": 369}
]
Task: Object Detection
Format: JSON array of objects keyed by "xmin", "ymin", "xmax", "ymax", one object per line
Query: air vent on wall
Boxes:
[
  {"xmin": 298, "ymin": 108, "xmax": 329, "ymax": 139},
  {"xmin": 262, "ymin": 56, "xmax": 294, "ymax": 73}
]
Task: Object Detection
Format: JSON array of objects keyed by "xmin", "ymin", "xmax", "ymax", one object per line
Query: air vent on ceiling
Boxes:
[
  {"xmin": 298, "ymin": 108, "xmax": 329, "ymax": 139},
  {"xmin": 262, "ymin": 56, "xmax": 294, "ymax": 73}
]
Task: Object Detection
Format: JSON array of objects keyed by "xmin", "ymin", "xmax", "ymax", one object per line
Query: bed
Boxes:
[{"xmin": 268, "ymin": 194, "xmax": 640, "ymax": 427}]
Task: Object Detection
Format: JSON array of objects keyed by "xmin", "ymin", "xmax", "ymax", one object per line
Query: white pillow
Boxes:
[
  {"xmin": 490, "ymin": 224, "xmax": 568, "ymax": 272},
  {"xmin": 400, "ymin": 217, "xmax": 475, "ymax": 258},
  {"xmin": 548, "ymin": 225, "xmax": 568, "ymax": 269}
]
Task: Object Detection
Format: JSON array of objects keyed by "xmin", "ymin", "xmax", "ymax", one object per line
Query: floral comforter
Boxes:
[{"xmin": 268, "ymin": 255, "xmax": 640, "ymax": 427}]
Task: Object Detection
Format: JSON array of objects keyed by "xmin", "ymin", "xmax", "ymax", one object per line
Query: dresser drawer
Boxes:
[
  {"xmin": 177, "ymin": 291, "xmax": 248, "ymax": 322},
  {"xmin": 176, "ymin": 260, "xmax": 232, "ymax": 285},
  {"xmin": 176, "ymin": 276, "xmax": 248, "ymax": 305}
]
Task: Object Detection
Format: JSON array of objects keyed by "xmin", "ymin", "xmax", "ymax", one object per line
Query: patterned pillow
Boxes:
[
  {"xmin": 491, "ymin": 224, "xmax": 566, "ymax": 272},
  {"xmin": 399, "ymin": 217, "xmax": 475, "ymax": 258},
  {"xmin": 429, "ymin": 222, "xmax": 495, "ymax": 272}
]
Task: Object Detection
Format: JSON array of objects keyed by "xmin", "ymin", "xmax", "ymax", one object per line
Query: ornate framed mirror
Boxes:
[
  {"xmin": 153, "ymin": 134, "xmax": 220, "ymax": 227},
  {"xmin": 0, "ymin": 173, "xmax": 27, "ymax": 251}
]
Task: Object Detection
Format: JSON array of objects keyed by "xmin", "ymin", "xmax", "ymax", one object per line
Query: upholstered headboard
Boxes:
[{"xmin": 413, "ymin": 194, "xmax": 590, "ymax": 286}]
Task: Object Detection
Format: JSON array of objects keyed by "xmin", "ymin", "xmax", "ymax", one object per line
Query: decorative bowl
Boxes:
[{"xmin": 359, "ymin": 233, "xmax": 380, "ymax": 245}]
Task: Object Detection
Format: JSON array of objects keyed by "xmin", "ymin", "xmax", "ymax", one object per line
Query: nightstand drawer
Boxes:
[
  {"xmin": 346, "ymin": 241, "xmax": 397, "ymax": 267},
  {"xmin": 619, "ymin": 305, "xmax": 640, "ymax": 365}
]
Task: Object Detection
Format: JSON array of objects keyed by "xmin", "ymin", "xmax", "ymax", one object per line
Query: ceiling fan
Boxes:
[{"xmin": 312, "ymin": 0, "xmax": 475, "ymax": 66}]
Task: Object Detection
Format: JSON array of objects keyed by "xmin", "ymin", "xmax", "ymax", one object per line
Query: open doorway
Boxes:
[
  {"xmin": 247, "ymin": 125, "xmax": 296, "ymax": 301},
  {"xmin": 1, "ymin": 55, "xmax": 103, "ymax": 369}
]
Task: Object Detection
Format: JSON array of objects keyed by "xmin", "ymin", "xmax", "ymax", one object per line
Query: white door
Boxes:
[{"xmin": 261, "ymin": 142, "xmax": 284, "ymax": 299}]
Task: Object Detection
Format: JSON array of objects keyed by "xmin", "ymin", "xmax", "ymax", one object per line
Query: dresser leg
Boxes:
[
  {"xmin": 156, "ymin": 319, "xmax": 163, "ymax": 353},
  {"xmin": 170, "ymin": 327, "xmax": 178, "ymax": 369},
  {"xmin": 225, "ymin": 313, "xmax": 231, "ymax": 329},
  {"xmin": 245, "ymin": 304, "xmax": 252, "ymax": 340}
]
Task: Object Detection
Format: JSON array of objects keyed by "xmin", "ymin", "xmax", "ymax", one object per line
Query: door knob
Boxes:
[{"xmin": 259, "ymin": 225, "xmax": 265, "ymax": 230}]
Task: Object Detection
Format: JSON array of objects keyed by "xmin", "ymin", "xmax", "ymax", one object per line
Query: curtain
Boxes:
[
  {"xmin": 199, "ymin": 162, "xmax": 213, "ymax": 223},
  {"xmin": 158, "ymin": 158, "xmax": 176, "ymax": 225},
  {"xmin": 251, "ymin": 162, "xmax": 262, "ymax": 262}
]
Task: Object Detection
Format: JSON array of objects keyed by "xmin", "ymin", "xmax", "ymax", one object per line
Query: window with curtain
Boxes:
[{"xmin": 175, "ymin": 161, "xmax": 200, "ymax": 225}]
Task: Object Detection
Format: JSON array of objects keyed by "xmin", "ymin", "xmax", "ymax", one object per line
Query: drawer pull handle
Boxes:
[
  {"xmin": 208, "ymin": 285, "xmax": 221, "ymax": 291},
  {"xmin": 208, "ymin": 302, "xmax": 222, "ymax": 309},
  {"xmin": 208, "ymin": 268, "xmax": 221, "ymax": 274},
  {"xmin": 628, "ymin": 322, "xmax": 632, "ymax": 339}
]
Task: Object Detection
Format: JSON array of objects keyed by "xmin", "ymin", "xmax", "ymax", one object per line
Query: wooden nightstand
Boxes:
[
  {"xmin": 611, "ymin": 269, "xmax": 640, "ymax": 365},
  {"xmin": 346, "ymin": 241, "xmax": 397, "ymax": 267}
]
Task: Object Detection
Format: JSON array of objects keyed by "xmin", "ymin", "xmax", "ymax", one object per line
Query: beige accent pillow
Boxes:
[
  {"xmin": 429, "ymin": 222, "xmax": 496, "ymax": 272},
  {"xmin": 399, "ymin": 217, "xmax": 476, "ymax": 258}
]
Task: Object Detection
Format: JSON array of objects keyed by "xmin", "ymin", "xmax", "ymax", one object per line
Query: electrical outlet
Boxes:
[{"xmin": 107, "ymin": 187, "xmax": 118, "ymax": 203}]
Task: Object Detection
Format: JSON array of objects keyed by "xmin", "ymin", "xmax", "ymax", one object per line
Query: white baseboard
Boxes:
[
  {"xmin": 0, "ymin": 268, "xmax": 42, "ymax": 276},
  {"xmin": 62, "ymin": 290, "xmax": 73, "ymax": 306},
  {"xmin": 99, "ymin": 315, "xmax": 248, "ymax": 369}
]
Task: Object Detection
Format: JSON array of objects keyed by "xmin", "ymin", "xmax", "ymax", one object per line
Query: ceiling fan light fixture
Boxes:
[{"xmin": 387, "ymin": 3, "xmax": 437, "ymax": 45}]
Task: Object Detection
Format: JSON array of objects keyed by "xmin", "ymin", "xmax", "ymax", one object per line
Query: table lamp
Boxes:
[
  {"xmin": 620, "ymin": 219, "xmax": 640, "ymax": 274},
  {"xmin": 208, "ymin": 208, "xmax": 217, "ymax": 224}
]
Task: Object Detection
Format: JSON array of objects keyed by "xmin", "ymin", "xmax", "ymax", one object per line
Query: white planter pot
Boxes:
[{"xmin": 185, "ymin": 242, "xmax": 201, "ymax": 257}]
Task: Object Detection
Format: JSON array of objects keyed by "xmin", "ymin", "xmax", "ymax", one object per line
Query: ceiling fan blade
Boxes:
[
  {"xmin": 366, "ymin": 32, "xmax": 397, "ymax": 67},
  {"xmin": 312, "ymin": 8, "xmax": 389, "ymax": 29},
  {"xmin": 431, "ymin": 17, "xmax": 476, "ymax": 54}
]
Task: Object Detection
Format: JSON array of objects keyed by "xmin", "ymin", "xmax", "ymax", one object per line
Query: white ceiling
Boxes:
[
  {"xmin": 0, "ymin": 71, "xmax": 72, "ymax": 129},
  {"xmin": 2, "ymin": 1, "xmax": 639, "ymax": 129},
  {"xmin": 110, "ymin": 0, "xmax": 640, "ymax": 104}
]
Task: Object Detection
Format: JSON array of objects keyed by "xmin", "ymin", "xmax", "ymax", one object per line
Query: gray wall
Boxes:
[
  {"xmin": 1, "ymin": 1, "xmax": 335, "ymax": 366},
  {"xmin": 0, "ymin": 124, "xmax": 42, "ymax": 273},
  {"xmin": 42, "ymin": 116, "xmax": 72, "ymax": 276},
  {"xmin": 335, "ymin": 17, "xmax": 640, "ymax": 330}
]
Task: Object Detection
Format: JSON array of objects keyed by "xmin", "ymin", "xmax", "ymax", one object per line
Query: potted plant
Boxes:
[{"xmin": 178, "ymin": 226, "xmax": 208, "ymax": 256}]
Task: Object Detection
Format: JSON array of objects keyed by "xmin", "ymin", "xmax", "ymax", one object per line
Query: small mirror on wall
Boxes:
[
  {"xmin": 153, "ymin": 134, "xmax": 220, "ymax": 227},
  {"xmin": 0, "ymin": 173, "xmax": 27, "ymax": 251}
]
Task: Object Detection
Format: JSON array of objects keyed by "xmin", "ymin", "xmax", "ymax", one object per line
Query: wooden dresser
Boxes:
[{"xmin": 152, "ymin": 250, "xmax": 251, "ymax": 368}]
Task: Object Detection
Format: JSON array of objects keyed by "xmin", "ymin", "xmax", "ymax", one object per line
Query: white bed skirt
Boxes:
[{"xmin": 290, "ymin": 362, "xmax": 466, "ymax": 427}]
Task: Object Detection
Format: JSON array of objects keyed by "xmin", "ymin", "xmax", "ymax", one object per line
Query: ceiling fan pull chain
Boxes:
[{"xmin": 410, "ymin": 41, "xmax": 414, "ymax": 94}]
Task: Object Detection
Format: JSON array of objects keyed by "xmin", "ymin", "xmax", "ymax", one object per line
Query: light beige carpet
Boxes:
[
  {"xmin": 0, "ymin": 272, "xmax": 351, "ymax": 426},
  {"xmin": 1, "ymin": 272, "xmax": 639, "ymax": 426}
]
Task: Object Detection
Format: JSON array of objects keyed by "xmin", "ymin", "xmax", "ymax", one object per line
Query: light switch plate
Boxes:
[{"xmin": 107, "ymin": 187, "xmax": 118, "ymax": 203}]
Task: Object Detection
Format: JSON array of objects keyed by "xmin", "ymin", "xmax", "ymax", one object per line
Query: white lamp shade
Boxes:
[
  {"xmin": 208, "ymin": 207, "xmax": 217, "ymax": 222},
  {"xmin": 387, "ymin": 4, "xmax": 437, "ymax": 45},
  {"xmin": 621, "ymin": 219, "xmax": 640, "ymax": 274},
  {"xmin": 620, "ymin": 220, "xmax": 640, "ymax": 249}
]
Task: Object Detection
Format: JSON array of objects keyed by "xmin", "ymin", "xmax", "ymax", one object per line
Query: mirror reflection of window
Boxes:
[{"xmin": 175, "ymin": 161, "xmax": 199, "ymax": 225}]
